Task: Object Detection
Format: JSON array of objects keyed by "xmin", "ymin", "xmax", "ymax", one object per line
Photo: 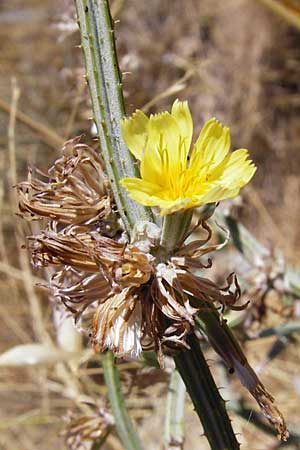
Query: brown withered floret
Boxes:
[
  {"xmin": 17, "ymin": 137, "xmax": 111, "ymax": 225},
  {"xmin": 62, "ymin": 407, "xmax": 114, "ymax": 450}
]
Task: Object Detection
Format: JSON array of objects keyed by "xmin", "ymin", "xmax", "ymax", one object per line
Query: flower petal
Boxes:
[
  {"xmin": 194, "ymin": 117, "xmax": 223, "ymax": 150},
  {"xmin": 140, "ymin": 111, "xmax": 182, "ymax": 183},
  {"xmin": 147, "ymin": 111, "xmax": 180, "ymax": 153},
  {"xmin": 159, "ymin": 198, "xmax": 198, "ymax": 216},
  {"xmin": 216, "ymin": 148, "xmax": 257, "ymax": 188},
  {"xmin": 171, "ymin": 99, "xmax": 193, "ymax": 157},
  {"xmin": 190, "ymin": 118, "xmax": 231, "ymax": 174},
  {"xmin": 121, "ymin": 177, "xmax": 161, "ymax": 205},
  {"xmin": 121, "ymin": 177, "xmax": 196, "ymax": 215},
  {"xmin": 121, "ymin": 110, "xmax": 149, "ymax": 160},
  {"xmin": 194, "ymin": 149, "xmax": 256, "ymax": 205},
  {"xmin": 197, "ymin": 185, "xmax": 240, "ymax": 205}
]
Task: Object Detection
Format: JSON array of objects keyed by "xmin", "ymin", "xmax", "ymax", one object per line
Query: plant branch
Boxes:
[
  {"xmin": 102, "ymin": 351, "xmax": 143, "ymax": 450},
  {"xmin": 75, "ymin": 0, "xmax": 153, "ymax": 234},
  {"xmin": 174, "ymin": 334, "xmax": 240, "ymax": 450}
]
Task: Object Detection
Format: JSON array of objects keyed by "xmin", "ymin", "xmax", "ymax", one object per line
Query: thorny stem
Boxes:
[
  {"xmin": 102, "ymin": 351, "xmax": 143, "ymax": 450},
  {"xmin": 174, "ymin": 334, "xmax": 240, "ymax": 450},
  {"xmin": 75, "ymin": 0, "xmax": 153, "ymax": 235},
  {"xmin": 75, "ymin": 1, "xmax": 148, "ymax": 448}
]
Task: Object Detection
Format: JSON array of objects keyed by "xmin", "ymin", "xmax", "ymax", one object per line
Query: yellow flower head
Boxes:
[{"xmin": 120, "ymin": 100, "xmax": 256, "ymax": 216}]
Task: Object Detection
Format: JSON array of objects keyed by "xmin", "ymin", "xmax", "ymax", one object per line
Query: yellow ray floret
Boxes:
[{"xmin": 120, "ymin": 100, "xmax": 256, "ymax": 216}]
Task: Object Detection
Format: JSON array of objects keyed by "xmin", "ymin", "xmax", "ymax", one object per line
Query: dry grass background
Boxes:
[{"xmin": 0, "ymin": 0, "xmax": 300, "ymax": 449}]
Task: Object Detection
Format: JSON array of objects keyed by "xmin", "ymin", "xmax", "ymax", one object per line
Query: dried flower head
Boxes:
[
  {"xmin": 63, "ymin": 408, "xmax": 114, "ymax": 450},
  {"xmin": 120, "ymin": 100, "xmax": 256, "ymax": 215},
  {"xmin": 17, "ymin": 137, "xmax": 111, "ymax": 225},
  {"xmin": 24, "ymin": 213, "xmax": 243, "ymax": 360}
]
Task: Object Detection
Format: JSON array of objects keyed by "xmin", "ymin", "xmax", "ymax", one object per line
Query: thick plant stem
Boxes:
[
  {"xmin": 174, "ymin": 334, "xmax": 240, "ymax": 450},
  {"xmin": 75, "ymin": 0, "xmax": 153, "ymax": 234},
  {"xmin": 102, "ymin": 351, "xmax": 143, "ymax": 450},
  {"xmin": 164, "ymin": 370, "xmax": 186, "ymax": 449}
]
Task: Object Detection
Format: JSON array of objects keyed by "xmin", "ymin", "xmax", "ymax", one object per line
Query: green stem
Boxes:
[
  {"xmin": 160, "ymin": 210, "xmax": 193, "ymax": 253},
  {"xmin": 75, "ymin": 0, "xmax": 153, "ymax": 234},
  {"xmin": 102, "ymin": 351, "xmax": 143, "ymax": 450},
  {"xmin": 174, "ymin": 334, "xmax": 240, "ymax": 450},
  {"xmin": 164, "ymin": 370, "xmax": 186, "ymax": 449}
]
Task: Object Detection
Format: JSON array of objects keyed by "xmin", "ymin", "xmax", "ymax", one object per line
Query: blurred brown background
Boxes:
[{"xmin": 0, "ymin": 1, "xmax": 300, "ymax": 449}]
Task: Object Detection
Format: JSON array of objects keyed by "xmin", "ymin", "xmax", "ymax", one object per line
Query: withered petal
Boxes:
[{"xmin": 92, "ymin": 288, "xmax": 143, "ymax": 358}]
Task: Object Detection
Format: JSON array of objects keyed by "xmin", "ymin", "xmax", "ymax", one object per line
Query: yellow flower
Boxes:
[{"xmin": 120, "ymin": 100, "xmax": 256, "ymax": 216}]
